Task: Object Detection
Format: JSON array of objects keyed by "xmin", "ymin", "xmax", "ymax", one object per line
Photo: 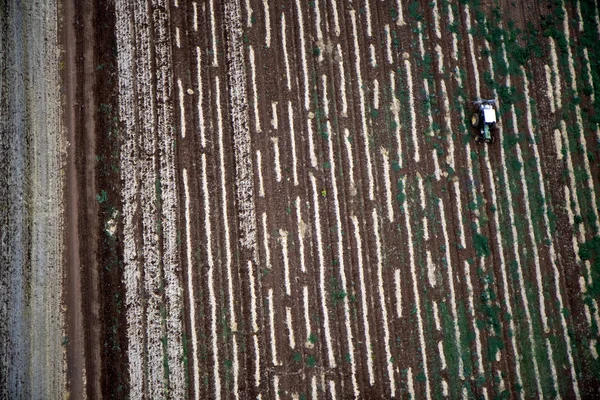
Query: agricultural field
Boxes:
[{"xmin": 2, "ymin": 0, "xmax": 600, "ymax": 398}]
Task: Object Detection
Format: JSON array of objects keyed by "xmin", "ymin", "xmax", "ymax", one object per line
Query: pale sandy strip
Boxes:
[
  {"xmin": 252, "ymin": 335, "xmax": 260, "ymax": 386},
  {"xmin": 432, "ymin": 150, "xmax": 441, "ymax": 181},
  {"xmin": 202, "ymin": 153, "xmax": 221, "ymax": 399},
  {"xmin": 307, "ymin": 119, "xmax": 318, "ymax": 168},
  {"xmin": 407, "ymin": 368, "xmax": 415, "ymax": 398},
  {"xmin": 281, "ymin": 14, "xmax": 292, "ymax": 91},
  {"xmin": 596, "ymin": 2, "xmax": 600, "ymax": 39},
  {"xmin": 450, "ymin": 69, "xmax": 468, "ymax": 251},
  {"xmin": 288, "ymin": 101, "xmax": 299, "ymax": 185},
  {"xmin": 438, "ymin": 342, "xmax": 447, "ymax": 371},
  {"xmin": 404, "ymin": 57, "xmax": 420, "ymax": 162},
  {"xmin": 373, "ymin": 79, "xmax": 379, "ymax": 110},
  {"xmin": 496, "ymin": 35, "xmax": 544, "ymax": 394},
  {"xmin": 370, "ymin": 44, "xmax": 377, "ymax": 67},
  {"xmin": 350, "ymin": 10, "xmax": 375, "ymax": 199},
  {"xmin": 417, "ymin": 173, "xmax": 429, "ymax": 240},
  {"xmin": 244, "ymin": 0, "xmax": 252, "ymax": 26},
  {"xmin": 544, "ymin": 65, "xmax": 556, "ymax": 114},
  {"xmin": 271, "ymin": 101, "xmax": 278, "ymax": 129},
  {"xmin": 314, "ymin": 0, "xmax": 323, "ymax": 62},
  {"xmin": 576, "ymin": 0, "xmax": 584, "ymax": 31},
  {"xmin": 273, "ymin": 375, "xmax": 280, "ymax": 400},
  {"xmin": 303, "ymin": 286, "xmax": 312, "ymax": 346},
  {"xmin": 286, "ymin": 307, "xmax": 296, "ymax": 349},
  {"xmin": 390, "ymin": 71, "xmax": 402, "ymax": 168},
  {"xmin": 593, "ymin": 301, "xmax": 600, "ymax": 333},
  {"xmin": 526, "ymin": 21, "xmax": 582, "ymax": 385},
  {"xmin": 268, "ymin": 288, "xmax": 279, "ymax": 365},
  {"xmin": 483, "ymin": 47, "xmax": 522, "ymax": 389},
  {"xmin": 344, "ymin": 129, "xmax": 356, "ymax": 194},
  {"xmin": 394, "ymin": 269, "xmax": 402, "ymax": 318},
  {"xmin": 117, "ymin": 5, "xmax": 144, "ymax": 386},
  {"xmin": 396, "ymin": 0, "xmax": 406, "ymax": 26},
  {"xmin": 417, "ymin": 22, "xmax": 434, "ymax": 132},
  {"xmin": 178, "ymin": 79, "xmax": 186, "ymax": 138},
  {"xmin": 372, "ymin": 209, "xmax": 396, "ymax": 396},
  {"xmin": 296, "ymin": 197, "xmax": 307, "ymax": 273},
  {"xmin": 583, "ymin": 49, "xmax": 595, "ymax": 104},
  {"xmin": 465, "ymin": 260, "xmax": 484, "ymax": 378},
  {"xmin": 256, "ymin": 150, "xmax": 265, "ymax": 197},
  {"xmin": 401, "ymin": 193, "xmax": 430, "ymax": 399},
  {"xmin": 381, "ymin": 148, "xmax": 394, "ymax": 222},
  {"xmin": 263, "ymin": 0, "xmax": 271, "ymax": 47},
  {"xmin": 262, "ymin": 212, "xmax": 271, "ymax": 269},
  {"xmin": 447, "ymin": 1, "xmax": 459, "ymax": 60},
  {"xmin": 327, "ymin": 121, "xmax": 358, "ymax": 396},
  {"xmin": 464, "ymin": 146, "xmax": 478, "ymax": 229},
  {"xmin": 270, "ymin": 137, "xmax": 282, "ymax": 182},
  {"xmin": 183, "ymin": 169, "xmax": 200, "ymax": 400},
  {"xmin": 175, "ymin": 26, "xmax": 180, "ymax": 48},
  {"xmin": 311, "ymin": 376, "xmax": 318, "ymax": 399},
  {"xmin": 516, "ymin": 138, "xmax": 548, "ymax": 333},
  {"xmin": 329, "ymin": 381, "xmax": 337, "ymax": 400},
  {"xmin": 351, "ymin": 215, "xmax": 374, "ymax": 384},
  {"xmin": 279, "ymin": 230, "xmax": 291, "ymax": 296},
  {"xmin": 384, "ymin": 24, "xmax": 393, "ymax": 64},
  {"xmin": 439, "ymin": 199, "xmax": 464, "ymax": 379},
  {"xmin": 547, "ymin": 339, "xmax": 560, "ymax": 397},
  {"xmin": 427, "ymin": 251, "xmax": 435, "ymax": 287},
  {"xmin": 561, "ymin": 2, "xmax": 600, "ymax": 234},
  {"xmin": 314, "ymin": 0, "xmax": 323, "ymax": 41},
  {"xmin": 365, "ymin": 0, "xmax": 372, "ymax": 36},
  {"xmin": 560, "ymin": 121, "xmax": 584, "ymax": 239},
  {"xmin": 549, "ymin": 39, "xmax": 562, "ymax": 110},
  {"xmin": 501, "ymin": 103, "xmax": 543, "ymax": 395},
  {"xmin": 195, "ymin": 47, "xmax": 205, "ymax": 147},
  {"xmin": 209, "ymin": 0, "xmax": 218, "ymax": 66},
  {"xmin": 484, "ymin": 142, "xmax": 522, "ymax": 389},
  {"xmin": 295, "ymin": 0, "xmax": 310, "ymax": 109},
  {"xmin": 311, "ymin": 174, "xmax": 335, "ymax": 367},
  {"xmin": 133, "ymin": 12, "xmax": 169, "ymax": 387},
  {"xmin": 156, "ymin": 14, "xmax": 186, "ymax": 389},
  {"xmin": 585, "ymin": 304, "xmax": 592, "ymax": 326},
  {"xmin": 464, "ymin": 5, "xmax": 480, "ymax": 93},
  {"xmin": 432, "ymin": 0, "xmax": 441, "ymax": 38},
  {"xmin": 433, "ymin": 301, "xmax": 441, "ymax": 331},
  {"xmin": 248, "ymin": 46, "xmax": 261, "ymax": 133},
  {"xmin": 336, "ymin": 44, "xmax": 348, "ymax": 117},
  {"xmin": 247, "ymin": 260, "xmax": 260, "ymax": 387},
  {"xmin": 216, "ymin": 76, "xmax": 239, "ymax": 396},
  {"xmin": 435, "ymin": 45, "xmax": 455, "ymax": 168},
  {"xmin": 322, "ymin": 74, "xmax": 329, "ymax": 118},
  {"xmin": 331, "ymin": 0, "xmax": 340, "ymax": 36},
  {"xmin": 193, "ymin": 2, "xmax": 198, "ymax": 31}
]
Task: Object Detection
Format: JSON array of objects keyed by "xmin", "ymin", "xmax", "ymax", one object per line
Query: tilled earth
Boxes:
[{"xmin": 2, "ymin": 0, "xmax": 600, "ymax": 399}]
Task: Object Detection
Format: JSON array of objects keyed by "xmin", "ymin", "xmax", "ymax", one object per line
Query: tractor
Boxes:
[{"xmin": 471, "ymin": 99, "xmax": 497, "ymax": 144}]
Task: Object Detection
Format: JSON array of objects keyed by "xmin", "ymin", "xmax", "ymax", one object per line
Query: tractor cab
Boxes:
[{"xmin": 471, "ymin": 99, "xmax": 497, "ymax": 144}]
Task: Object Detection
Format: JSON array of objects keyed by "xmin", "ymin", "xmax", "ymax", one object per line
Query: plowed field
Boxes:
[{"xmin": 2, "ymin": 0, "xmax": 600, "ymax": 398}]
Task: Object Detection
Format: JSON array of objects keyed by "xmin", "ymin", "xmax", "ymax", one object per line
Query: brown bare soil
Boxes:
[{"xmin": 2, "ymin": 0, "xmax": 600, "ymax": 398}]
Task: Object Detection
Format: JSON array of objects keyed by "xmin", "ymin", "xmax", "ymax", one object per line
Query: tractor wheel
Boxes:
[{"xmin": 471, "ymin": 112, "xmax": 480, "ymax": 128}]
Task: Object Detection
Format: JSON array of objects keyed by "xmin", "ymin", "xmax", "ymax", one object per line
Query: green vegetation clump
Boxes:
[
  {"xmin": 579, "ymin": 237, "xmax": 600, "ymax": 299},
  {"xmin": 472, "ymin": 233, "xmax": 490, "ymax": 257},
  {"xmin": 396, "ymin": 179, "xmax": 406, "ymax": 205}
]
